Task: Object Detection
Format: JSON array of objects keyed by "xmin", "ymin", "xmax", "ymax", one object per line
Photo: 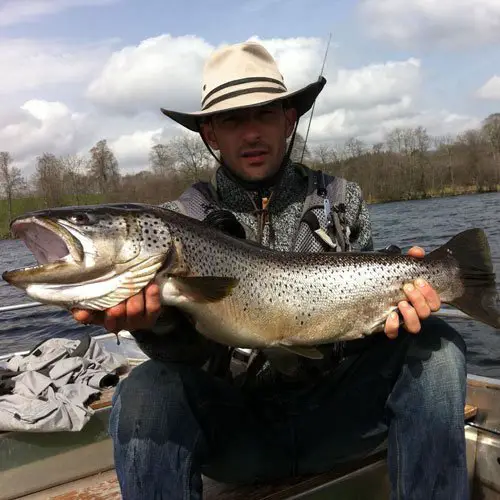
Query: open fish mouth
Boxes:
[{"xmin": 2, "ymin": 217, "xmax": 84, "ymax": 283}]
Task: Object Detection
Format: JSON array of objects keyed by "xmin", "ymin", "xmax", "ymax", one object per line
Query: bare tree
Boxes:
[
  {"xmin": 0, "ymin": 152, "xmax": 25, "ymax": 222},
  {"xmin": 344, "ymin": 137, "xmax": 365, "ymax": 158},
  {"xmin": 88, "ymin": 139, "xmax": 120, "ymax": 194},
  {"xmin": 385, "ymin": 128, "xmax": 406, "ymax": 154},
  {"xmin": 149, "ymin": 143, "xmax": 175, "ymax": 177},
  {"xmin": 312, "ymin": 143, "xmax": 337, "ymax": 165},
  {"xmin": 59, "ymin": 154, "xmax": 89, "ymax": 204},
  {"xmin": 482, "ymin": 113, "xmax": 500, "ymax": 184},
  {"xmin": 482, "ymin": 113, "xmax": 500, "ymax": 155},
  {"xmin": 434, "ymin": 135, "xmax": 456, "ymax": 190},
  {"xmin": 34, "ymin": 153, "xmax": 66, "ymax": 206},
  {"xmin": 169, "ymin": 135, "xmax": 214, "ymax": 181},
  {"xmin": 413, "ymin": 127, "xmax": 431, "ymax": 193}
]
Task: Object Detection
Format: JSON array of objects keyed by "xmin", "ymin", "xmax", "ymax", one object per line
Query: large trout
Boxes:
[{"xmin": 2, "ymin": 203, "xmax": 499, "ymax": 358}]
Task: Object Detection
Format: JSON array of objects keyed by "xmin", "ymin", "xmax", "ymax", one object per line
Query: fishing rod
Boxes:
[{"xmin": 299, "ymin": 32, "xmax": 332, "ymax": 164}]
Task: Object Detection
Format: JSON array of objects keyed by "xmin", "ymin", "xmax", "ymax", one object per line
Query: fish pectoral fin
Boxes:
[
  {"xmin": 171, "ymin": 276, "xmax": 239, "ymax": 303},
  {"xmin": 279, "ymin": 345, "xmax": 324, "ymax": 359}
]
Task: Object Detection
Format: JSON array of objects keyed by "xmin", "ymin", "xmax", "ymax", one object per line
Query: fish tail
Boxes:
[{"xmin": 427, "ymin": 228, "xmax": 499, "ymax": 329}]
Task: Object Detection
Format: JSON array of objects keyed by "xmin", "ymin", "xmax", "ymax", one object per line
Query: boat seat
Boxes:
[{"xmin": 31, "ymin": 400, "xmax": 478, "ymax": 500}]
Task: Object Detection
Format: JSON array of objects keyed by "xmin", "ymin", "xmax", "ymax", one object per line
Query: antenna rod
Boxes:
[{"xmin": 300, "ymin": 32, "xmax": 332, "ymax": 163}]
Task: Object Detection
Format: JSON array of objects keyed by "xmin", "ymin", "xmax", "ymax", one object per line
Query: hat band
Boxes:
[
  {"xmin": 202, "ymin": 86, "xmax": 286, "ymax": 111},
  {"xmin": 201, "ymin": 76, "xmax": 286, "ymax": 107}
]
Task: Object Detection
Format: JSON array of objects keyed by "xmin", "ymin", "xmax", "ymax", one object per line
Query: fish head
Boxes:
[{"xmin": 2, "ymin": 203, "xmax": 172, "ymax": 310}]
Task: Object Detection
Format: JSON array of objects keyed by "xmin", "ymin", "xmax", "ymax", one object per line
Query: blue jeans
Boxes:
[{"xmin": 108, "ymin": 317, "xmax": 468, "ymax": 500}]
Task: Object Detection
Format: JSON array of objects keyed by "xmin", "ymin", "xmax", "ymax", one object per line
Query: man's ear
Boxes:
[
  {"xmin": 284, "ymin": 107, "xmax": 297, "ymax": 138},
  {"xmin": 200, "ymin": 121, "xmax": 219, "ymax": 150}
]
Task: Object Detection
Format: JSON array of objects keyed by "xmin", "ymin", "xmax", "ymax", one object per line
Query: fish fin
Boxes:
[
  {"xmin": 160, "ymin": 239, "xmax": 190, "ymax": 276},
  {"xmin": 279, "ymin": 345, "xmax": 324, "ymax": 359},
  {"xmin": 366, "ymin": 306, "xmax": 399, "ymax": 334},
  {"xmin": 81, "ymin": 255, "xmax": 165, "ymax": 310},
  {"xmin": 171, "ymin": 276, "xmax": 239, "ymax": 303},
  {"xmin": 428, "ymin": 228, "xmax": 500, "ymax": 329}
]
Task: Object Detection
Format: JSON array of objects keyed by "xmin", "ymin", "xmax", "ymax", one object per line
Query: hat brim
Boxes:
[{"xmin": 160, "ymin": 77, "xmax": 326, "ymax": 132}]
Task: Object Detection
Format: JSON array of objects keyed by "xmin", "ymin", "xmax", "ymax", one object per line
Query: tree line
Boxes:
[{"xmin": 1, "ymin": 113, "xmax": 499, "ymax": 237}]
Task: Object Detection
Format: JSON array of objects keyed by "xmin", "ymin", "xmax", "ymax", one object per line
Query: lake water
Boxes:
[{"xmin": 0, "ymin": 192, "xmax": 499, "ymax": 377}]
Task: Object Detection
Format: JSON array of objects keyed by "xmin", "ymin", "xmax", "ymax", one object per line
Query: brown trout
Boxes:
[{"xmin": 2, "ymin": 203, "xmax": 499, "ymax": 359}]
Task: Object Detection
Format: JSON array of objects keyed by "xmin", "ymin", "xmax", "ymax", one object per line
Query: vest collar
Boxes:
[{"xmin": 213, "ymin": 161, "xmax": 307, "ymax": 213}]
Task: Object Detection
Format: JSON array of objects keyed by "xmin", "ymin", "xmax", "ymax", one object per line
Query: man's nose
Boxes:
[{"xmin": 241, "ymin": 117, "xmax": 261, "ymax": 142}]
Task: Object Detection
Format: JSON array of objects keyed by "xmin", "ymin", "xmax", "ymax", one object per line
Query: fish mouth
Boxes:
[{"xmin": 2, "ymin": 217, "xmax": 85, "ymax": 286}]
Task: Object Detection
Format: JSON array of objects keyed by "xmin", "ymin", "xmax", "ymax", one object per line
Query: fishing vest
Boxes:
[{"xmin": 169, "ymin": 163, "xmax": 352, "ymax": 253}]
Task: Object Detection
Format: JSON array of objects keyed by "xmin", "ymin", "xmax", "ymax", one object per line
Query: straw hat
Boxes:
[{"xmin": 160, "ymin": 41, "xmax": 326, "ymax": 132}]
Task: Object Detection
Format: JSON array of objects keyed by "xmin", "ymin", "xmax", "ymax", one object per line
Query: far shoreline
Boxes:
[{"xmin": 0, "ymin": 186, "xmax": 498, "ymax": 241}]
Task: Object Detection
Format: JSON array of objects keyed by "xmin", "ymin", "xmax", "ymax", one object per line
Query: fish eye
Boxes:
[{"xmin": 67, "ymin": 213, "xmax": 95, "ymax": 226}]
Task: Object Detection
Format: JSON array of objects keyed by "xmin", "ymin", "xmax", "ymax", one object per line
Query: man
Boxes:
[{"xmin": 73, "ymin": 42, "xmax": 468, "ymax": 499}]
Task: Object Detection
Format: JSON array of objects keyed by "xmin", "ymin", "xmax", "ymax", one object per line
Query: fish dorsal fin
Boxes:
[
  {"xmin": 80, "ymin": 254, "xmax": 166, "ymax": 310},
  {"xmin": 171, "ymin": 276, "xmax": 239, "ymax": 303}
]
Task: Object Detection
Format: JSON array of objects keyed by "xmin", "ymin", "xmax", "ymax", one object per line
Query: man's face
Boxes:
[{"xmin": 200, "ymin": 102, "xmax": 297, "ymax": 182}]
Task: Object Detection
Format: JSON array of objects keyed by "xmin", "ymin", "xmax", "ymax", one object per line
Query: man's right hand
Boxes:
[{"xmin": 71, "ymin": 283, "xmax": 162, "ymax": 334}]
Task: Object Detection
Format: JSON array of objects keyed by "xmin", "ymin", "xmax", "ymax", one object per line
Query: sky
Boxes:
[{"xmin": 1, "ymin": 0, "xmax": 500, "ymax": 174}]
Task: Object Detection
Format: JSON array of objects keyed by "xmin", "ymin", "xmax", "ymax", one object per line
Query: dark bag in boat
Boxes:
[{"xmin": 0, "ymin": 368, "xmax": 18, "ymax": 396}]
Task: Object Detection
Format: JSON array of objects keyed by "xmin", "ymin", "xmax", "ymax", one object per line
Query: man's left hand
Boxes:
[{"xmin": 384, "ymin": 246, "xmax": 442, "ymax": 339}]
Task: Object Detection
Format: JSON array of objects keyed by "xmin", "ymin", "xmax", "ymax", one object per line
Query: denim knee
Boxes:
[
  {"xmin": 109, "ymin": 359, "xmax": 201, "ymax": 446},
  {"xmin": 390, "ymin": 317, "xmax": 467, "ymax": 426},
  {"xmin": 414, "ymin": 317, "xmax": 466, "ymax": 391}
]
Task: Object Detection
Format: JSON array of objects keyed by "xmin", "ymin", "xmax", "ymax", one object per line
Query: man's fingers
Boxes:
[
  {"xmin": 415, "ymin": 278, "xmax": 441, "ymax": 312},
  {"xmin": 72, "ymin": 309, "xmax": 93, "ymax": 323},
  {"xmin": 399, "ymin": 300, "xmax": 421, "ymax": 334},
  {"xmin": 102, "ymin": 301, "xmax": 127, "ymax": 333},
  {"xmin": 403, "ymin": 283, "xmax": 431, "ymax": 320},
  {"xmin": 71, "ymin": 309, "xmax": 104, "ymax": 325},
  {"xmin": 144, "ymin": 283, "xmax": 162, "ymax": 326},
  {"xmin": 126, "ymin": 291, "xmax": 146, "ymax": 318},
  {"xmin": 384, "ymin": 311, "xmax": 400, "ymax": 339},
  {"xmin": 106, "ymin": 302, "xmax": 127, "ymax": 319},
  {"xmin": 407, "ymin": 246, "xmax": 425, "ymax": 259},
  {"xmin": 72, "ymin": 284, "xmax": 162, "ymax": 334}
]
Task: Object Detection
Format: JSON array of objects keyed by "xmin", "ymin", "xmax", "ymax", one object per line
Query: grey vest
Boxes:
[{"xmin": 170, "ymin": 164, "xmax": 352, "ymax": 253}]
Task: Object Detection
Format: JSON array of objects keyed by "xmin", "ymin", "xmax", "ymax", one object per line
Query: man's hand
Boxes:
[
  {"xmin": 71, "ymin": 283, "xmax": 162, "ymax": 333},
  {"xmin": 384, "ymin": 246, "xmax": 441, "ymax": 339}
]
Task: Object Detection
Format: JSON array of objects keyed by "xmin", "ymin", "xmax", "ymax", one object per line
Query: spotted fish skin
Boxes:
[
  {"xmin": 3, "ymin": 203, "xmax": 499, "ymax": 355},
  {"xmin": 158, "ymin": 209, "xmax": 465, "ymax": 348}
]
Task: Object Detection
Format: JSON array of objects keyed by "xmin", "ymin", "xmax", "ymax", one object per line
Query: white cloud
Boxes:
[
  {"xmin": 87, "ymin": 34, "xmax": 214, "ymax": 115},
  {"xmin": 0, "ymin": 38, "xmax": 113, "ymax": 94},
  {"xmin": 306, "ymin": 95, "xmax": 417, "ymax": 142},
  {"xmin": 0, "ymin": 0, "xmax": 117, "ymax": 26},
  {"xmin": 360, "ymin": 0, "xmax": 500, "ymax": 48},
  {"xmin": 317, "ymin": 59, "xmax": 421, "ymax": 114},
  {"xmin": 86, "ymin": 34, "xmax": 421, "ymax": 119},
  {"xmin": 249, "ymin": 36, "xmax": 325, "ymax": 91},
  {"xmin": 0, "ymin": 100, "xmax": 92, "ymax": 169},
  {"xmin": 476, "ymin": 76, "xmax": 500, "ymax": 100},
  {"xmin": 108, "ymin": 129, "xmax": 163, "ymax": 170},
  {"xmin": 0, "ymin": 33, "xmax": 482, "ymax": 175}
]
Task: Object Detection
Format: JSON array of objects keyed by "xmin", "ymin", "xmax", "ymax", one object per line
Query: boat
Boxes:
[{"xmin": 0, "ymin": 303, "xmax": 498, "ymax": 499}]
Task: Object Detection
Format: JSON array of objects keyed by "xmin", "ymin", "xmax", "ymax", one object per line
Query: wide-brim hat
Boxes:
[{"xmin": 160, "ymin": 41, "xmax": 326, "ymax": 132}]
